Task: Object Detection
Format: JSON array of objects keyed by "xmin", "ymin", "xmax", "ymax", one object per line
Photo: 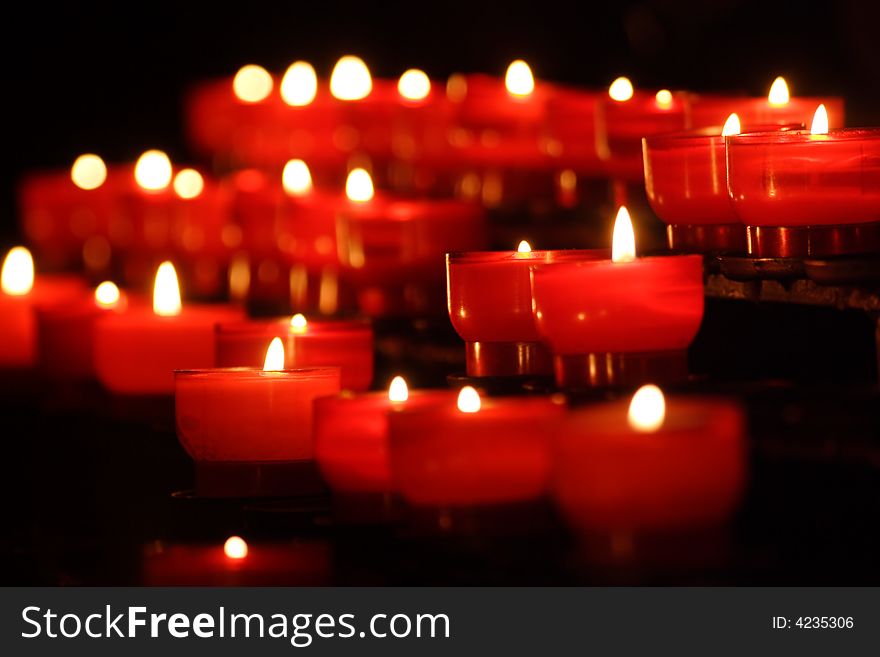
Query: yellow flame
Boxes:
[
  {"xmin": 608, "ymin": 76, "xmax": 634, "ymax": 101},
  {"xmin": 457, "ymin": 386, "xmax": 481, "ymax": 413},
  {"xmin": 282, "ymin": 159, "xmax": 313, "ymax": 196},
  {"xmin": 330, "ymin": 56, "xmax": 372, "ymax": 101},
  {"xmin": 280, "ymin": 61, "xmax": 318, "ymax": 106},
  {"xmin": 655, "ymin": 89, "xmax": 673, "ymax": 108},
  {"xmin": 70, "ymin": 154, "xmax": 107, "ymax": 190},
  {"xmin": 153, "ymin": 261, "xmax": 182, "ymax": 317},
  {"xmin": 611, "ymin": 206, "xmax": 636, "ymax": 263},
  {"xmin": 134, "ymin": 150, "xmax": 172, "ymax": 191},
  {"xmin": 172, "ymin": 168, "xmax": 204, "ymax": 199},
  {"xmin": 263, "ymin": 337, "xmax": 285, "ymax": 371},
  {"xmin": 388, "ymin": 375, "xmax": 409, "ymax": 402},
  {"xmin": 810, "ymin": 103, "xmax": 829, "ymax": 135},
  {"xmin": 505, "ymin": 60, "xmax": 535, "ymax": 97},
  {"xmin": 721, "ymin": 113, "xmax": 741, "ymax": 137},
  {"xmin": 94, "ymin": 281, "xmax": 121, "ymax": 308},
  {"xmin": 290, "ymin": 313, "xmax": 308, "ymax": 334},
  {"xmin": 398, "ymin": 69, "xmax": 431, "ymax": 101},
  {"xmin": 627, "ymin": 384, "xmax": 666, "ymax": 432},
  {"xmin": 517, "ymin": 240, "xmax": 532, "ymax": 253},
  {"xmin": 1, "ymin": 246, "xmax": 35, "ymax": 296},
  {"xmin": 233, "ymin": 65, "xmax": 273, "ymax": 103},
  {"xmin": 768, "ymin": 76, "xmax": 789, "ymax": 106},
  {"xmin": 345, "ymin": 168, "xmax": 374, "ymax": 202},
  {"xmin": 223, "ymin": 536, "xmax": 248, "ymax": 560}
]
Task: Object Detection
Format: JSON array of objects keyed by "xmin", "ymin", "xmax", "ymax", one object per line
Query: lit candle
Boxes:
[
  {"xmin": 387, "ymin": 386, "xmax": 566, "ymax": 506},
  {"xmin": 531, "ymin": 208, "xmax": 704, "ymax": 389},
  {"xmin": 175, "ymin": 338, "xmax": 340, "ymax": 496},
  {"xmin": 553, "ymin": 385, "xmax": 746, "ymax": 534},
  {"xmin": 93, "ymin": 261, "xmax": 243, "ymax": 395}
]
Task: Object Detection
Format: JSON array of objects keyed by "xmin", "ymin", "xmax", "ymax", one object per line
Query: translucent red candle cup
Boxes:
[
  {"xmin": 446, "ymin": 248, "xmax": 606, "ymax": 377},
  {"xmin": 727, "ymin": 128, "xmax": 880, "ymax": 257}
]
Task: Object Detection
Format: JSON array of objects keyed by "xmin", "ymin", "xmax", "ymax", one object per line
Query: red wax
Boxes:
[
  {"xmin": 93, "ymin": 304, "xmax": 243, "ymax": 395},
  {"xmin": 451, "ymin": 74, "xmax": 549, "ymax": 136},
  {"xmin": 314, "ymin": 389, "xmax": 455, "ymax": 494},
  {"xmin": 642, "ymin": 124, "xmax": 800, "ymax": 226},
  {"xmin": 337, "ymin": 194, "xmax": 487, "ymax": 316},
  {"xmin": 142, "ymin": 540, "xmax": 331, "ymax": 586},
  {"xmin": 0, "ymin": 275, "xmax": 86, "ymax": 368},
  {"xmin": 727, "ymin": 128, "xmax": 880, "ymax": 226},
  {"xmin": 215, "ymin": 317, "xmax": 373, "ymax": 391},
  {"xmin": 598, "ymin": 91, "xmax": 687, "ymax": 180},
  {"xmin": 175, "ymin": 367, "xmax": 340, "ymax": 462},
  {"xmin": 687, "ymin": 93, "xmax": 845, "ymax": 131},
  {"xmin": 553, "ymin": 396, "xmax": 746, "ymax": 533},
  {"xmin": 387, "ymin": 394, "xmax": 567, "ymax": 506},
  {"xmin": 545, "ymin": 87, "xmax": 603, "ymax": 175},
  {"xmin": 531, "ymin": 255, "xmax": 704, "ymax": 354}
]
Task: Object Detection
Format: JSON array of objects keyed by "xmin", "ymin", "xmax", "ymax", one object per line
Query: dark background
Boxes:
[{"xmin": 2, "ymin": 0, "xmax": 879, "ymax": 243}]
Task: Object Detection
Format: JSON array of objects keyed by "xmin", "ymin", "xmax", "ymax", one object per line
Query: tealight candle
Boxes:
[
  {"xmin": 531, "ymin": 208, "xmax": 704, "ymax": 389},
  {"xmin": 314, "ymin": 376, "xmax": 455, "ymax": 494},
  {"xmin": 446, "ymin": 243, "xmax": 607, "ymax": 377},
  {"xmin": 215, "ymin": 313, "xmax": 373, "ymax": 391},
  {"xmin": 553, "ymin": 385, "xmax": 746, "ymax": 534},
  {"xmin": 94, "ymin": 261, "xmax": 243, "ymax": 395},
  {"xmin": 387, "ymin": 386, "xmax": 566, "ymax": 507},
  {"xmin": 175, "ymin": 339, "xmax": 340, "ymax": 497},
  {"xmin": 0, "ymin": 247, "xmax": 86, "ymax": 368}
]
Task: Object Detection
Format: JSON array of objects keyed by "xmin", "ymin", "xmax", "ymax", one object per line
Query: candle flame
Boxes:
[
  {"xmin": 768, "ymin": 76, "xmax": 789, "ymax": 106},
  {"xmin": 457, "ymin": 386, "xmax": 481, "ymax": 413},
  {"xmin": 345, "ymin": 168, "xmax": 374, "ymax": 202},
  {"xmin": 810, "ymin": 103, "xmax": 829, "ymax": 135},
  {"xmin": 517, "ymin": 240, "xmax": 532, "ymax": 253},
  {"xmin": 721, "ymin": 113, "xmax": 741, "ymax": 137},
  {"xmin": 388, "ymin": 375, "xmax": 409, "ymax": 402},
  {"xmin": 233, "ymin": 64, "xmax": 273, "ymax": 103},
  {"xmin": 330, "ymin": 56, "xmax": 372, "ymax": 101},
  {"xmin": 290, "ymin": 313, "xmax": 308, "ymax": 333},
  {"xmin": 627, "ymin": 384, "xmax": 666, "ymax": 433},
  {"xmin": 153, "ymin": 261, "xmax": 182, "ymax": 317},
  {"xmin": 134, "ymin": 150, "xmax": 172, "ymax": 191},
  {"xmin": 280, "ymin": 61, "xmax": 318, "ymax": 106},
  {"xmin": 655, "ymin": 89, "xmax": 673, "ymax": 108},
  {"xmin": 505, "ymin": 60, "xmax": 534, "ymax": 98},
  {"xmin": 172, "ymin": 168, "xmax": 204, "ymax": 199},
  {"xmin": 608, "ymin": 76, "xmax": 634, "ymax": 102},
  {"xmin": 398, "ymin": 69, "xmax": 431, "ymax": 101},
  {"xmin": 223, "ymin": 536, "xmax": 248, "ymax": 560},
  {"xmin": 282, "ymin": 159, "xmax": 313, "ymax": 196},
  {"xmin": 1, "ymin": 246, "xmax": 35, "ymax": 296},
  {"xmin": 71, "ymin": 154, "xmax": 107, "ymax": 190},
  {"xmin": 263, "ymin": 337, "xmax": 285, "ymax": 371},
  {"xmin": 94, "ymin": 281, "xmax": 121, "ymax": 308},
  {"xmin": 611, "ymin": 206, "xmax": 636, "ymax": 263}
]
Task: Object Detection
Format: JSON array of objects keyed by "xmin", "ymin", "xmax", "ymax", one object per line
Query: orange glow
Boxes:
[
  {"xmin": 152, "ymin": 261, "xmax": 182, "ymax": 317},
  {"xmin": 280, "ymin": 61, "xmax": 318, "ymax": 106},
  {"xmin": 768, "ymin": 76, "xmax": 790, "ymax": 106},
  {"xmin": 1, "ymin": 246, "xmax": 35, "ymax": 296},
  {"xmin": 505, "ymin": 60, "xmax": 535, "ymax": 97},
  {"xmin": 223, "ymin": 536, "xmax": 248, "ymax": 559},
  {"xmin": 233, "ymin": 65, "xmax": 273, "ymax": 103},
  {"xmin": 263, "ymin": 337, "xmax": 285, "ymax": 371},
  {"xmin": 345, "ymin": 168, "xmax": 374, "ymax": 202},
  {"xmin": 71, "ymin": 154, "xmax": 107, "ymax": 190},
  {"xmin": 330, "ymin": 56, "xmax": 372, "ymax": 101},
  {"xmin": 134, "ymin": 150, "xmax": 172, "ymax": 191},
  {"xmin": 282, "ymin": 159, "xmax": 313, "ymax": 196},
  {"xmin": 611, "ymin": 206, "xmax": 636, "ymax": 263},
  {"xmin": 608, "ymin": 77, "xmax": 634, "ymax": 101},
  {"xmin": 172, "ymin": 168, "xmax": 204, "ymax": 199},
  {"xmin": 457, "ymin": 386, "xmax": 481, "ymax": 413},
  {"xmin": 388, "ymin": 375, "xmax": 409, "ymax": 402},
  {"xmin": 627, "ymin": 384, "xmax": 666, "ymax": 432}
]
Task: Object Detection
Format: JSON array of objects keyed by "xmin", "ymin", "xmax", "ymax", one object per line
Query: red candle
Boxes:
[
  {"xmin": 393, "ymin": 69, "xmax": 455, "ymax": 174},
  {"xmin": 143, "ymin": 536, "xmax": 330, "ymax": 586},
  {"xmin": 545, "ymin": 86, "xmax": 603, "ymax": 175},
  {"xmin": 314, "ymin": 377, "xmax": 454, "ymax": 494},
  {"xmin": 336, "ymin": 168, "xmax": 487, "ymax": 317},
  {"xmin": 215, "ymin": 313, "xmax": 373, "ymax": 391},
  {"xmin": 36, "ymin": 281, "xmax": 132, "ymax": 381},
  {"xmin": 553, "ymin": 385, "xmax": 746, "ymax": 534},
  {"xmin": 388, "ymin": 386, "xmax": 566, "ymax": 506},
  {"xmin": 597, "ymin": 79, "xmax": 687, "ymax": 180},
  {"xmin": 94, "ymin": 261, "xmax": 243, "ymax": 395},
  {"xmin": 727, "ymin": 119, "xmax": 880, "ymax": 256},
  {"xmin": 446, "ymin": 244, "xmax": 607, "ymax": 377},
  {"xmin": 0, "ymin": 247, "xmax": 86, "ymax": 368},
  {"xmin": 530, "ymin": 208, "xmax": 704, "ymax": 389}
]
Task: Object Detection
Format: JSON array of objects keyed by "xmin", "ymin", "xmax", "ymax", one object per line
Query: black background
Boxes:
[{"xmin": 2, "ymin": 0, "xmax": 879, "ymax": 242}]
